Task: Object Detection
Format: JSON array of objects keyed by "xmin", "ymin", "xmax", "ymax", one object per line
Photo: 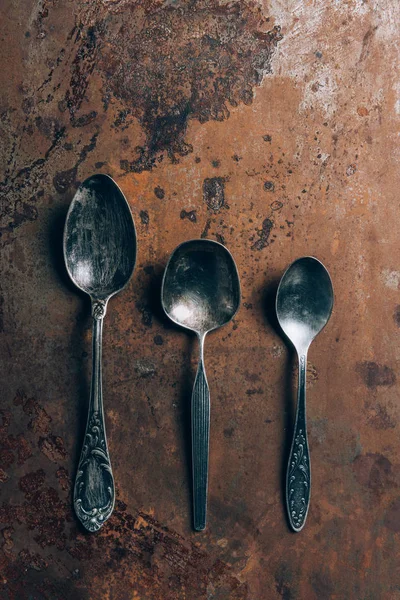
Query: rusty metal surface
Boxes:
[{"xmin": 1, "ymin": 1, "xmax": 400, "ymax": 598}]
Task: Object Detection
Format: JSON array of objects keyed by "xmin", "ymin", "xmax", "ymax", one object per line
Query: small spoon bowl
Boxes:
[
  {"xmin": 276, "ymin": 256, "xmax": 333, "ymax": 532},
  {"xmin": 161, "ymin": 239, "xmax": 240, "ymax": 530},
  {"xmin": 276, "ymin": 256, "xmax": 333, "ymax": 354},
  {"xmin": 64, "ymin": 173, "xmax": 136, "ymax": 532}
]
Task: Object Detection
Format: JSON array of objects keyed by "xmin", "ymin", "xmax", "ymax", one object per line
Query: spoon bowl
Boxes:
[
  {"xmin": 64, "ymin": 174, "xmax": 136, "ymax": 532},
  {"xmin": 276, "ymin": 256, "xmax": 333, "ymax": 532},
  {"xmin": 162, "ymin": 239, "xmax": 240, "ymax": 530},
  {"xmin": 162, "ymin": 239, "xmax": 240, "ymax": 334},
  {"xmin": 64, "ymin": 174, "xmax": 136, "ymax": 301},
  {"xmin": 276, "ymin": 257, "xmax": 333, "ymax": 354}
]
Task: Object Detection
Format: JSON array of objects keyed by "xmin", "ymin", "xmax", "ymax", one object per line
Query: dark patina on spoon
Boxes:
[
  {"xmin": 161, "ymin": 239, "xmax": 241, "ymax": 530},
  {"xmin": 276, "ymin": 256, "xmax": 333, "ymax": 532},
  {"xmin": 64, "ymin": 174, "xmax": 136, "ymax": 532}
]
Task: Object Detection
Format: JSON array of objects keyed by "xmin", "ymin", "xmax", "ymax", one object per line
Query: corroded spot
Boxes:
[
  {"xmin": 136, "ymin": 301, "xmax": 153, "ymax": 328},
  {"xmin": 264, "ymin": 180, "xmax": 275, "ymax": 192},
  {"xmin": 53, "ymin": 166, "xmax": 77, "ymax": 193},
  {"xmin": 73, "ymin": 0, "xmax": 283, "ymax": 170},
  {"xmin": 180, "ymin": 209, "xmax": 197, "ymax": 222},
  {"xmin": 154, "ymin": 186, "xmax": 165, "ymax": 200},
  {"xmin": 251, "ymin": 217, "xmax": 273, "ymax": 250},
  {"xmin": 203, "ymin": 177, "xmax": 225, "ymax": 211},
  {"xmin": 19, "ymin": 469, "xmax": 46, "ymax": 497},
  {"xmin": 39, "ymin": 435, "xmax": 67, "ymax": 463},
  {"xmin": 384, "ymin": 498, "xmax": 400, "ymax": 533},
  {"xmin": 140, "ymin": 210, "xmax": 150, "ymax": 225},
  {"xmin": 353, "ymin": 453, "xmax": 393, "ymax": 492},
  {"xmin": 356, "ymin": 361, "xmax": 396, "ymax": 389}
]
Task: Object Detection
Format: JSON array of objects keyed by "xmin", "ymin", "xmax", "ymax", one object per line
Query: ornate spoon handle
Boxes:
[
  {"xmin": 73, "ymin": 300, "xmax": 115, "ymax": 532},
  {"xmin": 192, "ymin": 334, "xmax": 210, "ymax": 531},
  {"xmin": 286, "ymin": 353, "xmax": 311, "ymax": 532}
]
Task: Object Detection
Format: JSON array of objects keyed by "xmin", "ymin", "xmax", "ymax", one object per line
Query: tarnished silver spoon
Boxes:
[
  {"xmin": 64, "ymin": 174, "xmax": 136, "ymax": 532},
  {"xmin": 161, "ymin": 239, "xmax": 241, "ymax": 530},
  {"xmin": 276, "ymin": 256, "xmax": 333, "ymax": 532}
]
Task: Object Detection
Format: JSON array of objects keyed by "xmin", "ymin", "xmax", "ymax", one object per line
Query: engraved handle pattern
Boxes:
[
  {"xmin": 192, "ymin": 335, "xmax": 210, "ymax": 531},
  {"xmin": 73, "ymin": 300, "xmax": 115, "ymax": 532},
  {"xmin": 286, "ymin": 354, "xmax": 311, "ymax": 532}
]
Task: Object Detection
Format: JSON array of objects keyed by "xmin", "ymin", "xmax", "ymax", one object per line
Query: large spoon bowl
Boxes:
[
  {"xmin": 162, "ymin": 239, "xmax": 240, "ymax": 335},
  {"xmin": 64, "ymin": 174, "xmax": 136, "ymax": 301},
  {"xmin": 161, "ymin": 239, "xmax": 240, "ymax": 530},
  {"xmin": 64, "ymin": 174, "xmax": 136, "ymax": 532},
  {"xmin": 276, "ymin": 256, "xmax": 333, "ymax": 532}
]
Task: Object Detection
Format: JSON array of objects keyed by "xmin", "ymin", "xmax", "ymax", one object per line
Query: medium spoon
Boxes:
[
  {"xmin": 276, "ymin": 256, "xmax": 333, "ymax": 532},
  {"xmin": 64, "ymin": 174, "xmax": 136, "ymax": 532},
  {"xmin": 161, "ymin": 239, "xmax": 241, "ymax": 530}
]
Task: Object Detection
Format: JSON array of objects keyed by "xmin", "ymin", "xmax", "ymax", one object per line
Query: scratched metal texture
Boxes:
[{"xmin": 1, "ymin": 1, "xmax": 400, "ymax": 599}]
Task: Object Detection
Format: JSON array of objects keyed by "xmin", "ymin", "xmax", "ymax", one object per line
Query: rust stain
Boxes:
[
  {"xmin": 91, "ymin": 0, "xmax": 282, "ymax": 171},
  {"xmin": 154, "ymin": 186, "xmax": 165, "ymax": 200},
  {"xmin": 356, "ymin": 362, "xmax": 396, "ymax": 389},
  {"xmin": 384, "ymin": 498, "xmax": 400, "ymax": 533},
  {"xmin": 15, "ymin": 392, "xmax": 52, "ymax": 435},
  {"xmin": 180, "ymin": 209, "xmax": 197, "ymax": 223},
  {"xmin": 136, "ymin": 300, "xmax": 153, "ymax": 327},
  {"xmin": 251, "ymin": 217, "xmax": 274, "ymax": 250},
  {"xmin": 0, "ymin": 394, "xmax": 248, "ymax": 599},
  {"xmin": 393, "ymin": 305, "xmax": 400, "ymax": 327},
  {"xmin": 353, "ymin": 453, "xmax": 395, "ymax": 496},
  {"xmin": 263, "ymin": 180, "xmax": 275, "ymax": 192},
  {"xmin": 38, "ymin": 435, "xmax": 68, "ymax": 463},
  {"xmin": 203, "ymin": 177, "xmax": 226, "ymax": 211},
  {"xmin": 139, "ymin": 209, "xmax": 150, "ymax": 225},
  {"xmin": 365, "ymin": 402, "xmax": 397, "ymax": 430},
  {"xmin": 357, "ymin": 106, "xmax": 369, "ymax": 117}
]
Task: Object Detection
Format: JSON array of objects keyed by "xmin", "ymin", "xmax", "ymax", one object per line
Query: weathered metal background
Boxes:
[{"xmin": 1, "ymin": 1, "xmax": 400, "ymax": 598}]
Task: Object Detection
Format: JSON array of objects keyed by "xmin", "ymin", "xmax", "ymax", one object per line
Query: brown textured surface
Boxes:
[{"xmin": 1, "ymin": 0, "xmax": 400, "ymax": 598}]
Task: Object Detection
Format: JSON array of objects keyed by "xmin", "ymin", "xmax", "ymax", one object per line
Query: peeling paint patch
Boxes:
[{"xmin": 382, "ymin": 269, "xmax": 400, "ymax": 290}]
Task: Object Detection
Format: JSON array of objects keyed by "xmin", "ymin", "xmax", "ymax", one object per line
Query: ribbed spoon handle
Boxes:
[{"xmin": 192, "ymin": 334, "xmax": 210, "ymax": 531}]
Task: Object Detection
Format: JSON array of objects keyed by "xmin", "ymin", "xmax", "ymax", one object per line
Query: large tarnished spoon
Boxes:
[
  {"xmin": 276, "ymin": 257, "xmax": 333, "ymax": 532},
  {"xmin": 161, "ymin": 239, "xmax": 241, "ymax": 530},
  {"xmin": 64, "ymin": 174, "xmax": 136, "ymax": 532}
]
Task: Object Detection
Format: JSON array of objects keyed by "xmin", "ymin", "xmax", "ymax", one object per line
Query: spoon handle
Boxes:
[
  {"xmin": 73, "ymin": 300, "xmax": 115, "ymax": 532},
  {"xmin": 192, "ymin": 334, "xmax": 210, "ymax": 531},
  {"xmin": 286, "ymin": 353, "xmax": 311, "ymax": 532}
]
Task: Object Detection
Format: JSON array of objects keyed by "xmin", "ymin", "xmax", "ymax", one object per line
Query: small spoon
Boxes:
[
  {"xmin": 161, "ymin": 239, "xmax": 241, "ymax": 530},
  {"xmin": 64, "ymin": 174, "xmax": 136, "ymax": 532},
  {"xmin": 276, "ymin": 256, "xmax": 333, "ymax": 532}
]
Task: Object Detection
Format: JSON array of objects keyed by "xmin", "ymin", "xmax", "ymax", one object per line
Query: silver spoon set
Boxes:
[{"xmin": 64, "ymin": 174, "xmax": 334, "ymax": 534}]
